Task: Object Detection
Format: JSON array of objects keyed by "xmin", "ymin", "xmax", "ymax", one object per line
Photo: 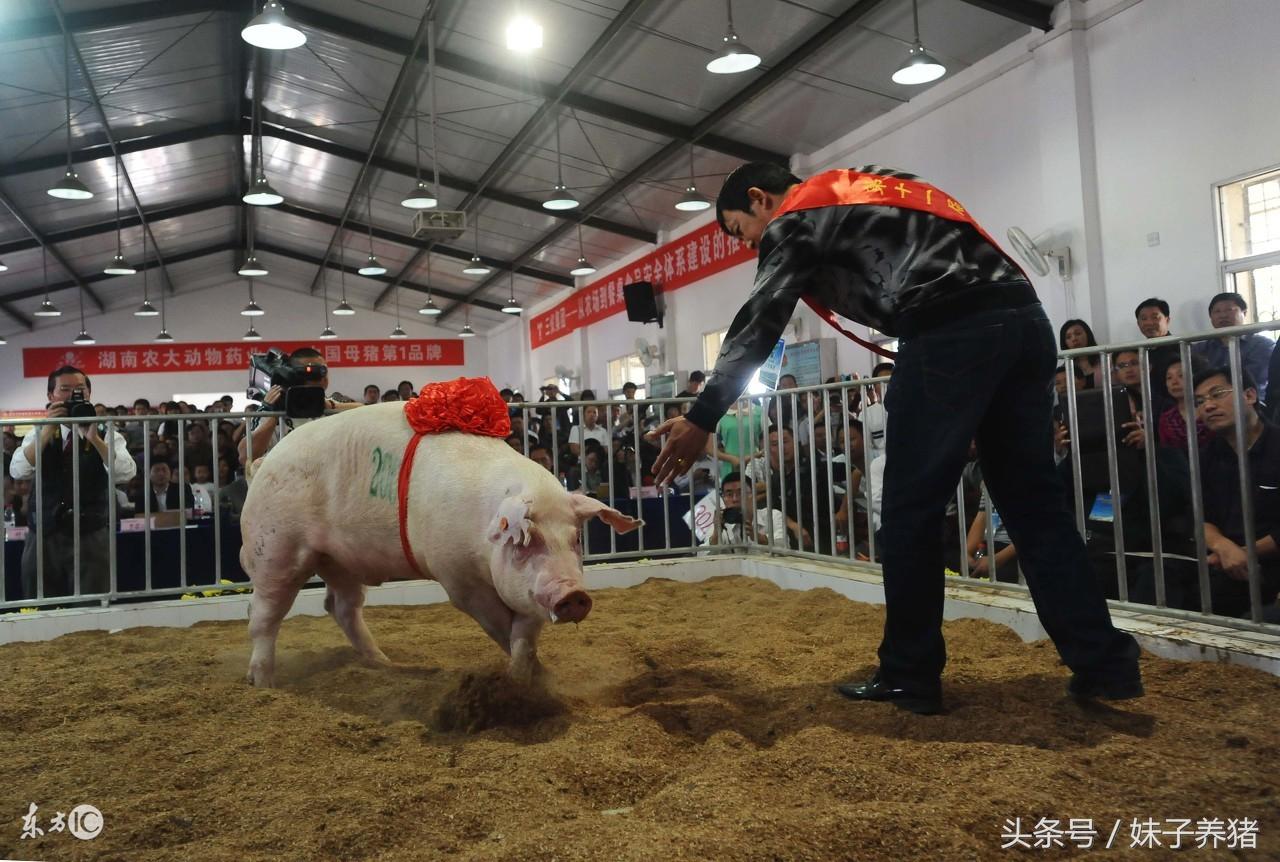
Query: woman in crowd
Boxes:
[
  {"xmin": 1157, "ymin": 358, "xmax": 1211, "ymax": 450},
  {"xmin": 1059, "ymin": 319, "xmax": 1103, "ymax": 389}
]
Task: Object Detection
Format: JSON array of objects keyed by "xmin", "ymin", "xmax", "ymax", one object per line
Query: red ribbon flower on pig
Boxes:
[{"xmin": 404, "ymin": 376, "xmax": 512, "ymax": 438}]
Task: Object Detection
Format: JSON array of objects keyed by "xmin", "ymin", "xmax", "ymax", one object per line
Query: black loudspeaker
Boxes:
[{"xmin": 623, "ymin": 280, "xmax": 663, "ymax": 326}]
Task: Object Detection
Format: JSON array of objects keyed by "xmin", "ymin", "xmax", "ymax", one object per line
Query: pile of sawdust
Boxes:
[{"xmin": 2, "ymin": 575, "xmax": 1278, "ymax": 861}]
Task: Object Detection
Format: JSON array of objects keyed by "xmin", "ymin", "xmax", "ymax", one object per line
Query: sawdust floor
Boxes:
[{"xmin": 2, "ymin": 575, "xmax": 1279, "ymax": 861}]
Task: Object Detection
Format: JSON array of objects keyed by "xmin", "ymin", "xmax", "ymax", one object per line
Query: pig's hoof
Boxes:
[
  {"xmin": 359, "ymin": 651, "xmax": 393, "ymax": 668},
  {"xmin": 245, "ymin": 667, "xmax": 274, "ymax": 688}
]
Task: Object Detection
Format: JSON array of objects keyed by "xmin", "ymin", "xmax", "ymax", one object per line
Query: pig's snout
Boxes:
[{"xmin": 551, "ymin": 590, "xmax": 592, "ymax": 624}]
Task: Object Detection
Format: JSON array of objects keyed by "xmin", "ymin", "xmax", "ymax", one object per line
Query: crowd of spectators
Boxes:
[{"xmin": 8, "ymin": 290, "xmax": 1280, "ymax": 622}]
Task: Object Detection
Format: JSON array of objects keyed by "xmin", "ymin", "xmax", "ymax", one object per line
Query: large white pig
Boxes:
[{"xmin": 239, "ymin": 401, "xmax": 641, "ymax": 688}]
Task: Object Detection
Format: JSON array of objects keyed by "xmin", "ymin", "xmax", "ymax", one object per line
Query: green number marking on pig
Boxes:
[{"xmin": 369, "ymin": 447, "xmax": 400, "ymax": 502}]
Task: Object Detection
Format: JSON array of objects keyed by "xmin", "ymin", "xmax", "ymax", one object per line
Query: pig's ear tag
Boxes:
[{"xmin": 489, "ymin": 496, "xmax": 533, "ymax": 546}]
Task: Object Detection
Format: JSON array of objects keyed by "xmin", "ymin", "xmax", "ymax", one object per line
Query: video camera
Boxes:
[{"xmin": 247, "ymin": 348, "xmax": 328, "ymax": 419}]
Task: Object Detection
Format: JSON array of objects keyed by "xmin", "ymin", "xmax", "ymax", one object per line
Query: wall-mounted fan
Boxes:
[
  {"xmin": 634, "ymin": 337, "xmax": 663, "ymax": 367},
  {"xmin": 1007, "ymin": 226, "xmax": 1072, "ymax": 279},
  {"xmin": 554, "ymin": 364, "xmax": 580, "ymax": 384}
]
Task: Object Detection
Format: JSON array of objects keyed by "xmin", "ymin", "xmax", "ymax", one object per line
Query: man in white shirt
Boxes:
[
  {"xmin": 568, "ymin": 405, "xmax": 610, "ymax": 457},
  {"xmin": 860, "ymin": 361, "xmax": 893, "ymax": 460},
  {"xmin": 9, "ymin": 365, "xmax": 136, "ymax": 599}
]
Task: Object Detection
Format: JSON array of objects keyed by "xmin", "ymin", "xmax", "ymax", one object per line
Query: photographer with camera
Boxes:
[
  {"xmin": 238, "ymin": 347, "xmax": 362, "ymax": 466},
  {"xmin": 8, "ymin": 365, "xmax": 136, "ymax": 599}
]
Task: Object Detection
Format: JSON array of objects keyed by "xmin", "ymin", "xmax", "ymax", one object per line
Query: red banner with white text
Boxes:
[
  {"xmin": 22, "ymin": 339, "xmax": 464, "ymax": 378},
  {"xmin": 530, "ymin": 220, "xmax": 755, "ymax": 349}
]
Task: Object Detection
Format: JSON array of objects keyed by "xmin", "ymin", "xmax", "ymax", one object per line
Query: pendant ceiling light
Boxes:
[
  {"xmin": 358, "ymin": 195, "xmax": 387, "ymax": 275},
  {"xmin": 401, "ymin": 29, "xmax": 439, "ymax": 210},
  {"xmin": 675, "ymin": 144, "xmax": 712, "ymax": 212},
  {"xmin": 103, "ymin": 159, "xmax": 136, "ymax": 274},
  {"xmin": 389, "ymin": 285, "xmax": 407, "ymax": 338},
  {"xmin": 242, "ymin": 1, "xmax": 306, "ymax": 50},
  {"xmin": 458, "ymin": 323, "xmax": 476, "ymax": 338},
  {"xmin": 134, "ymin": 228, "xmax": 158, "ymax": 316},
  {"xmin": 154, "ymin": 252, "xmax": 173, "ymax": 341},
  {"xmin": 72, "ymin": 283, "xmax": 94, "ymax": 345},
  {"xmin": 334, "ymin": 237, "xmax": 356, "ymax": 314},
  {"xmin": 542, "ymin": 117, "xmax": 579, "ymax": 210},
  {"xmin": 419, "ymin": 253, "xmax": 441, "ymax": 315},
  {"xmin": 243, "ymin": 78, "xmax": 282, "ymax": 206},
  {"xmin": 241, "ymin": 279, "xmax": 264, "ymax": 316},
  {"xmin": 319, "ymin": 265, "xmax": 337, "ymax": 339},
  {"xmin": 570, "ymin": 224, "xmax": 596, "ymax": 276},
  {"xmin": 243, "ymin": 325, "xmax": 263, "ymax": 341},
  {"xmin": 238, "ymin": 207, "xmax": 269, "ymax": 277},
  {"xmin": 892, "ymin": 0, "xmax": 946, "ymax": 85},
  {"xmin": 463, "ymin": 222, "xmax": 491, "ymax": 275},
  {"xmin": 33, "ymin": 247, "xmax": 61, "ymax": 317},
  {"xmin": 48, "ymin": 30, "xmax": 92, "ymax": 200},
  {"xmin": 706, "ymin": 0, "xmax": 761, "ymax": 75},
  {"xmin": 502, "ymin": 270, "xmax": 523, "ymax": 315}
]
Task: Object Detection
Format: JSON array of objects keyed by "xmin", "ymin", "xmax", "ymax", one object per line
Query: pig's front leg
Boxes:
[{"xmin": 508, "ymin": 614, "xmax": 545, "ymax": 685}]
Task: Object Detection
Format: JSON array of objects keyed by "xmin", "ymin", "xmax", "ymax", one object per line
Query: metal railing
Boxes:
[
  {"xmin": 6, "ymin": 320, "xmax": 1280, "ymax": 637},
  {"xmin": 2, "ymin": 410, "xmax": 279, "ymax": 609}
]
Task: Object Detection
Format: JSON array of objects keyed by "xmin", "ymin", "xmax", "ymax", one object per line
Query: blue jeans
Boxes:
[{"xmin": 879, "ymin": 302, "xmax": 1140, "ymax": 691}]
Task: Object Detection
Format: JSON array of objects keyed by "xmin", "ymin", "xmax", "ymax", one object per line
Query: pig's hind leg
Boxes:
[
  {"xmin": 243, "ymin": 539, "xmax": 314, "ymax": 688},
  {"xmin": 323, "ymin": 576, "xmax": 391, "ymax": 667}
]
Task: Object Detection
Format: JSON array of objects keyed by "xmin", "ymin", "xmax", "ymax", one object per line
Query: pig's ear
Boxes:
[
  {"xmin": 568, "ymin": 493, "xmax": 643, "ymax": 534},
  {"xmin": 488, "ymin": 495, "xmax": 534, "ymax": 546}
]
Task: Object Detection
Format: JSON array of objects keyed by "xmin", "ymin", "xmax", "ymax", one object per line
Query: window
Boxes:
[
  {"xmin": 703, "ymin": 327, "xmax": 729, "ymax": 370},
  {"xmin": 606, "ymin": 354, "xmax": 647, "ymax": 398},
  {"xmin": 1217, "ymin": 165, "xmax": 1280, "ymax": 321}
]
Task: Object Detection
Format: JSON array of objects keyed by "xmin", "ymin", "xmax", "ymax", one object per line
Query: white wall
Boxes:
[{"xmin": 0, "ymin": 282, "xmax": 486, "ymax": 411}]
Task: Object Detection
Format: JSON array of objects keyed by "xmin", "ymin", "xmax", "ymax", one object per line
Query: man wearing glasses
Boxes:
[{"xmin": 1134, "ymin": 366, "xmax": 1280, "ymax": 617}]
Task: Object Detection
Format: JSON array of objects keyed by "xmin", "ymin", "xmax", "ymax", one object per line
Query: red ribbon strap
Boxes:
[{"xmin": 397, "ymin": 433, "xmax": 427, "ymax": 579}]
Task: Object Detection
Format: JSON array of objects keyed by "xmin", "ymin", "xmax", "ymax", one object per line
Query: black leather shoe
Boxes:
[
  {"xmin": 836, "ymin": 672, "xmax": 943, "ymax": 715},
  {"xmin": 1068, "ymin": 672, "xmax": 1144, "ymax": 702}
]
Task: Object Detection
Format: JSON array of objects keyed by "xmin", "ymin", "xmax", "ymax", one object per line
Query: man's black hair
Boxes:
[
  {"xmin": 1209, "ymin": 292, "xmax": 1248, "ymax": 314},
  {"xmin": 622, "ymin": 381, "xmax": 637, "ymax": 390},
  {"xmin": 134, "ymin": 397, "xmax": 151, "ymax": 408},
  {"xmin": 1194, "ymin": 364, "xmax": 1257, "ymax": 394},
  {"xmin": 688, "ymin": 370, "xmax": 705, "ymax": 383},
  {"xmin": 47, "ymin": 365, "xmax": 89, "ymax": 395},
  {"xmin": 871, "ymin": 361, "xmax": 895, "ymax": 378},
  {"xmin": 723, "ymin": 471, "xmax": 742, "ymax": 485},
  {"xmin": 716, "ymin": 161, "xmax": 803, "ymax": 233},
  {"xmin": 499, "ymin": 387, "xmax": 514, "ymax": 398},
  {"xmin": 289, "ymin": 346, "xmax": 323, "ymax": 363},
  {"xmin": 364, "ymin": 383, "xmax": 380, "ymax": 393},
  {"xmin": 1055, "ymin": 364, "xmax": 1087, "ymax": 380},
  {"xmin": 847, "ymin": 417, "xmax": 864, "ymax": 435},
  {"xmin": 398, "ymin": 380, "xmax": 413, "ymax": 389},
  {"xmin": 1134, "ymin": 297, "xmax": 1170, "ymax": 318}
]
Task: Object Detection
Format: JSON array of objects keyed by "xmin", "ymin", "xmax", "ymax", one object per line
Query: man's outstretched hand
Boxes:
[{"xmin": 647, "ymin": 417, "xmax": 710, "ymax": 487}]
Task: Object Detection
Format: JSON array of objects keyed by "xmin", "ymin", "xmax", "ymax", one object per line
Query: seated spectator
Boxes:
[
  {"xmin": 4, "ymin": 467, "xmax": 32, "ymax": 528},
  {"xmin": 125, "ymin": 398, "xmax": 151, "ymax": 453},
  {"xmin": 528, "ymin": 445, "xmax": 554, "ymax": 474},
  {"xmin": 860, "ymin": 362, "xmax": 893, "ymax": 460},
  {"xmin": 3, "ymin": 429, "xmax": 19, "ymax": 456},
  {"xmin": 698, "ymin": 471, "xmax": 789, "ymax": 548},
  {"xmin": 381, "ymin": 389, "xmax": 400, "ymax": 402},
  {"xmin": 676, "ymin": 371, "xmax": 705, "ymax": 414},
  {"xmin": 184, "ymin": 421, "xmax": 214, "ymax": 473},
  {"xmin": 1060, "ymin": 319, "xmax": 1103, "ymax": 388},
  {"xmin": 571, "ymin": 448, "xmax": 601, "ymax": 496},
  {"xmin": 1157, "ymin": 358, "xmax": 1211, "ymax": 450},
  {"xmin": 1133, "ymin": 365, "xmax": 1280, "ymax": 616},
  {"xmin": 218, "ymin": 457, "xmax": 249, "ymax": 521},
  {"xmin": 363, "ymin": 384, "xmax": 381, "ymax": 405},
  {"xmin": 397, "ymin": 380, "xmax": 416, "ymax": 400},
  {"xmin": 759, "ymin": 426, "xmax": 832, "ymax": 552},
  {"xmin": 510, "ymin": 415, "xmax": 539, "ymax": 451},
  {"xmin": 504, "ymin": 434, "xmax": 523, "ymax": 453},
  {"xmin": 1053, "ymin": 364, "xmax": 1086, "ymax": 403},
  {"xmin": 966, "ymin": 500, "xmax": 1020, "ymax": 583},
  {"xmin": 1112, "ymin": 350, "xmax": 1150, "ymax": 450},
  {"xmin": 1192, "ymin": 292, "xmax": 1273, "ymax": 395},
  {"xmin": 1135, "ymin": 297, "xmax": 1180, "ymax": 414},
  {"xmin": 132, "ymin": 460, "xmax": 193, "ymax": 514},
  {"xmin": 151, "ymin": 440, "xmax": 174, "ymax": 468},
  {"xmin": 569, "ymin": 405, "xmax": 609, "ymax": 457},
  {"xmin": 190, "ymin": 463, "xmax": 217, "ymax": 514}
]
